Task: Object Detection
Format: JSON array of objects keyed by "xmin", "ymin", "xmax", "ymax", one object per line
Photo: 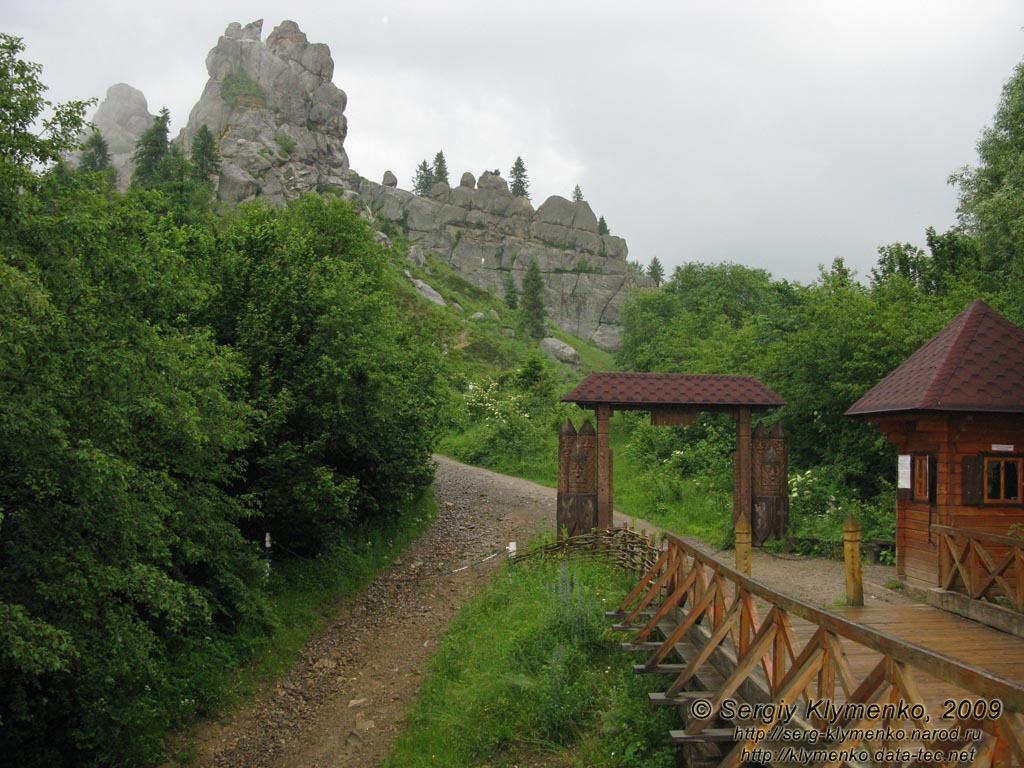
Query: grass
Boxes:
[{"xmin": 384, "ymin": 553, "xmax": 677, "ymax": 768}]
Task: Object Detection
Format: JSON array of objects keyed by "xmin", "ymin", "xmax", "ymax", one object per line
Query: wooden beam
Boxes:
[{"xmin": 734, "ymin": 406, "xmax": 752, "ymax": 523}]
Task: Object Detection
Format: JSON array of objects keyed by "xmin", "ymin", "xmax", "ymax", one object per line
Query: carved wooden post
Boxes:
[
  {"xmin": 556, "ymin": 419, "xmax": 597, "ymax": 539},
  {"xmin": 735, "ymin": 512, "xmax": 752, "ymax": 575},
  {"xmin": 556, "ymin": 420, "xmax": 577, "ymax": 540},
  {"xmin": 596, "ymin": 405, "xmax": 614, "ymax": 531},
  {"xmin": 844, "ymin": 514, "xmax": 864, "ymax": 606},
  {"xmin": 752, "ymin": 423, "xmax": 788, "ymax": 545}
]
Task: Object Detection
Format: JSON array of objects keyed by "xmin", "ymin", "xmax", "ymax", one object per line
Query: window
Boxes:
[
  {"xmin": 985, "ymin": 457, "xmax": 1022, "ymax": 503},
  {"xmin": 913, "ymin": 455, "xmax": 930, "ymax": 501}
]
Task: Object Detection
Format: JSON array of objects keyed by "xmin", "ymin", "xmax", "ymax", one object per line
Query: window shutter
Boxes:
[{"xmin": 962, "ymin": 455, "xmax": 984, "ymax": 505}]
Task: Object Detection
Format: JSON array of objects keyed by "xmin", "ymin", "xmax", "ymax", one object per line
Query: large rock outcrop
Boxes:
[
  {"xmin": 84, "ymin": 19, "xmax": 648, "ymax": 348},
  {"xmin": 354, "ymin": 172, "xmax": 644, "ymax": 349},
  {"xmin": 182, "ymin": 19, "xmax": 350, "ymax": 203},
  {"xmin": 77, "ymin": 83, "xmax": 153, "ymax": 190}
]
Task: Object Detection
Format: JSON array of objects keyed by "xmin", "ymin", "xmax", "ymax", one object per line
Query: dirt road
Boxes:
[{"xmin": 185, "ymin": 456, "xmax": 906, "ymax": 767}]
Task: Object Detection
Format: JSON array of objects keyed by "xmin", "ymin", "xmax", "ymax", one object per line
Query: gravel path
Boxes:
[{"xmin": 182, "ymin": 456, "xmax": 908, "ymax": 767}]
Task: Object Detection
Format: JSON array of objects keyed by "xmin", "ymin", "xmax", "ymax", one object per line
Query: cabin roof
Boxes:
[
  {"xmin": 846, "ymin": 300, "xmax": 1024, "ymax": 416},
  {"xmin": 561, "ymin": 371, "xmax": 785, "ymax": 410}
]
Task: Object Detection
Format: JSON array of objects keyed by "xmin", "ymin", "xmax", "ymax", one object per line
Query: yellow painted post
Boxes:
[
  {"xmin": 844, "ymin": 514, "xmax": 864, "ymax": 607},
  {"xmin": 735, "ymin": 513, "xmax": 752, "ymax": 575}
]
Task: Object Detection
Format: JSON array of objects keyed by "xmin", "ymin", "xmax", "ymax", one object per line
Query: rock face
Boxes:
[
  {"xmin": 182, "ymin": 19, "xmax": 350, "ymax": 203},
  {"xmin": 79, "ymin": 83, "xmax": 154, "ymax": 190},
  {"xmin": 354, "ymin": 173, "xmax": 645, "ymax": 349},
  {"xmin": 87, "ymin": 19, "xmax": 649, "ymax": 349}
]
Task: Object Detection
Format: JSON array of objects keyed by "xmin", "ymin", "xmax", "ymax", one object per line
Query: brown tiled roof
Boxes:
[
  {"xmin": 561, "ymin": 371, "xmax": 785, "ymax": 410},
  {"xmin": 846, "ymin": 300, "xmax": 1024, "ymax": 416}
]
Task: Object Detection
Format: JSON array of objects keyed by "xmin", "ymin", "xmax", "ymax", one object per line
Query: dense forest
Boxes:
[
  {"xmin": 0, "ymin": 35, "xmax": 448, "ymax": 765},
  {"xmin": 4, "ymin": 26, "xmax": 1024, "ymax": 767}
]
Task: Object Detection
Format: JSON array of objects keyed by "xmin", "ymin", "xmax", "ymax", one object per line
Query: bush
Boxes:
[{"xmin": 220, "ymin": 72, "xmax": 265, "ymax": 108}]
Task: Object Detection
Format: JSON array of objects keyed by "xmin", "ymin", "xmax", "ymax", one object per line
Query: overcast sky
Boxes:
[{"xmin": 8, "ymin": 1, "xmax": 1024, "ymax": 283}]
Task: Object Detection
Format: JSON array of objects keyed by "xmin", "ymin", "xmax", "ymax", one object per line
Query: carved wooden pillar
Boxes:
[
  {"xmin": 751, "ymin": 422, "xmax": 789, "ymax": 544},
  {"xmin": 556, "ymin": 419, "xmax": 597, "ymax": 539},
  {"xmin": 596, "ymin": 405, "xmax": 614, "ymax": 530}
]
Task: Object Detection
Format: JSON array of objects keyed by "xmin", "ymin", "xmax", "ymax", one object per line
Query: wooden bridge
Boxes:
[{"xmin": 608, "ymin": 531, "xmax": 1024, "ymax": 768}]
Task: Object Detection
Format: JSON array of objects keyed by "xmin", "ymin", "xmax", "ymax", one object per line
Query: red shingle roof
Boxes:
[
  {"xmin": 846, "ymin": 300, "xmax": 1024, "ymax": 416},
  {"xmin": 561, "ymin": 372, "xmax": 785, "ymax": 410}
]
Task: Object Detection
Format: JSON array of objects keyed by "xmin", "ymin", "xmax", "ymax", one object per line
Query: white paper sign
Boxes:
[
  {"xmin": 992, "ymin": 444, "xmax": 1015, "ymax": 452},
  {"xmin": 898, "ymin": 454, "xmax": 912, "ymax": 489}
]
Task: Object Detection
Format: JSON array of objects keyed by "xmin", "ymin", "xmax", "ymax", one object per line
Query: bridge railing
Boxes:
[
  {"xmin": 935, "ymin": 524, "xmax": 1024, "ymax": 613},
  {"xmin": 612, "ymin": 531, "xmax": 1024, "ymax": 768}
]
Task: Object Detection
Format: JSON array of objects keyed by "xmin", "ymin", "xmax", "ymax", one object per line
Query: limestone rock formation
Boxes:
[
  {"xmin": 77, "ymin": 83, "xmax": 154, "ymax": 190},
  {"xmin": 354, "ymin": 173, "xmax": 643, "ymax": 349},
  {"xmin": 182, "ymin": 19, "xmax": 350, "ymax": 203}
]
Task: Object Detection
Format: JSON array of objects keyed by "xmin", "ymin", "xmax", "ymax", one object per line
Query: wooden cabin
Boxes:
[{"xmin": 846, "ymin": 300, "xmax": 1024, "ymax": 607}]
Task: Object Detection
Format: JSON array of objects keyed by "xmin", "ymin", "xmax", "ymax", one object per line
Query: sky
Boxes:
[{"xmin": 8, "ymin": 1, "xmax": 1024, "ymax": 283}]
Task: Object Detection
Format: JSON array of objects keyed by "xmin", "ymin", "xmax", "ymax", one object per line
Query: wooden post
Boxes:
[
  {"xmin": 556, "ymin": 420, "xmax": 577, "ymax": 541},
  {"xmin": 734, "ymin": 407, "xmax": 752, "ymax": 525},
  {"xmin": 596, "ymin": 404, "xmax": 614, "ymax": 530},
  {"xmin": 844, "ymin": 514, "xmax": 864, "ymax": 606},
  {"xmin": 735, "ymin": 512, "xmax": 752, "ymax": 575}
]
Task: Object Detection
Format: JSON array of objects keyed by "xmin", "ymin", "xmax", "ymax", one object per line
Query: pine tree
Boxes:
[
  {"xmin": 503, "ymin": 270, "xmax": 519, "ymax": 309},
  {"xmin": 131, "ymin": 108, "xmax": 171, "ymax": 188},
  {"xmin": 190, "ymin": 124, "xmax": 220, "ymax": 181},
  {"xmin": 413, "ymin": 159, "xmax": 434, "ymax": 195},
  {"xmin": 519, "ymin": 259, "xmax": 546, "ymax": 339},
  {"xmin": 572, "ymin": 184, "xmax": 584, "ymax": 203},
  {"xmin": 79, "ymin": 130, "xmax": 111, "ymax": 172},
  {"xmin": 432, "ymin": 150, "xmax": 449, "ymax": 185},
  {"xmin": 509, "ymin": 156, "xmax": 530, "ymax": 199},
  {"xmin": 597, "ymin": 216, "xmax": 609, "ymax": 235},
  {"xmin": 647, "ymin": 256, "xmax": 664, "ymax": 286}
]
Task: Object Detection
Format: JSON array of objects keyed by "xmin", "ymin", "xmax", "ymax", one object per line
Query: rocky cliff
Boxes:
[
  {"xmin": 85, "ymin": 19, "xmax": 645, "ymax": 348},
  {"xmin": 355, "ymin": 170, "xmax": 638, "ymax": 349},
  {"xmin": 75, "ymin": 83, "xmax": 153, "ymax": 190},
  {"xmin": 181, "ymin": 19, "xmax": 350, "ymax": 203}
]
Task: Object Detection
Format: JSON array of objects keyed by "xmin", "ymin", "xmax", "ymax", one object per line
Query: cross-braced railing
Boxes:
[
  {"xmin": 936, "ymin": 524, "xmax": 1024, "ymax": 613},
  {"xmin": 611, "ymin": 532, "xmax": 1024, "ymax": 768}
]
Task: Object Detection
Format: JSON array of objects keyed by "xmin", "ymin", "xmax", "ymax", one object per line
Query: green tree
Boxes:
[
  {"xmin": 503, "ymin": 270, "xmax": 519, "ymax": 309},
  {"xmin": 79, "ymin": 130, "xmax": 111, "ymax": 172},
  {"xmin": 519, "ymin": 259, "xmax": 546, "ymax": 339},
  {"xmin": 190, "ymin": 124, "xmax": 220, "ymax": 181},
  {"xmin": 413, "ymin": 159, "xmax": 434, "ymax": 195},
  {"xmin": 951, "ymin": 56, "xmax": 1024, "ymax": 279},
  {"xmin": 627, "ymin": 260, "xmax": 645, "ymax": 276},
  {"xmin": 597, "ymin": 216, "xmax": 609, "ymax": 235},
  {"xmin": 572, "ymin": 184, "xmax": 584, "ymax": 203},
  {"xmin": 647, "ymin": 256, "xmax": 664, "ymax": 286},
  {"xmin": 0, "ymin": 34, "xmax": 91, "ymax": 226},
  {"xmin": 509, "ymin": 156, "xmax": 530, "ymax": 198},
  {"xmin": 131, "ymin": 107, "xmax": 172, "ymax": 188},
  {"xmin": 432, "ymin": 150, "xmax": 449, "ymax": 186}
]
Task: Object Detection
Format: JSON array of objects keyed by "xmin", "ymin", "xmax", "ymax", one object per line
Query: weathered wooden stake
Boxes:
[
  {"xmin": 735, "ymin": 513, "xmax": 752, "ymax": 575},
  {"xmin": 844, "ymin": 513, "xmax": 864, "ymax": 607}
]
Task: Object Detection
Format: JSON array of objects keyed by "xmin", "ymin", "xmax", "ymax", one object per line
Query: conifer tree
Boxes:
[
  {"xmin": 572, "ymin": 184, "xmax": 584, "ymax": 203},
  {"xmin": 413, "ymin": 159, "xmax": 434, "ymax": 195},
  {"xmin": 131, "ymin": 107, "xmax": 171, "ymax": 188},
  {"xmin": 509, "ymin": 156, "xmax": 530, "ymax": 199},
  {"xmin": 503, "ymin": 270, "xmax": 519, "ymax": 309},
  {"xmin": 597, "ymin": 216, "xmax": 609, "ymax": 235},
  {"xmin": 79, "ymin": 130, "xmax": 111, "ymax": 172},
  {"xmin": 190, "ymin": 124, "xmax": 220, "ymax": 181},
  {"xmin": 647, "ymin": 256, "xmax": 664, "ymax": 286},
  {"xmin": 519, "ymin": 259, "xmax": 546, "ymax": 339},
  {"xmin": 432, "ymin": 150, "xmax": 449, "ymax": 185}
]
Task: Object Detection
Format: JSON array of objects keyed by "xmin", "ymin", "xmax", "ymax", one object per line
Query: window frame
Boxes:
[{"xmin": 983, "ymin": 456, "xmax": 1023, "ymax": 504}]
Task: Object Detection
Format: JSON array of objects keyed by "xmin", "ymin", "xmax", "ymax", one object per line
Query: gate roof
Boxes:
[{"xmin": 561, "ymin": 371, "xmax": 785, "ymax": 411}]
